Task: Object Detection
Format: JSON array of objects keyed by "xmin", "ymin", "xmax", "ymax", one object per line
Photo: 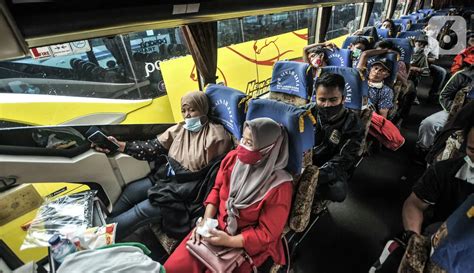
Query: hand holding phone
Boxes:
[{"xmin": 87, "ymin": 130, "xmax": 121, "ymax": 153}]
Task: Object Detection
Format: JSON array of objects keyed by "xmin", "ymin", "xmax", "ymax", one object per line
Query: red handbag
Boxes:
[{"xmin": 186, "ymin": 239, "xmax": 257, "ymax": 273}]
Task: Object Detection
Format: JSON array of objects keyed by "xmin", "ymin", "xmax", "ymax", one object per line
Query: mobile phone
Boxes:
[{"xmin": 87, "ymin": 130, "xmax": 120, "ymax": 153}]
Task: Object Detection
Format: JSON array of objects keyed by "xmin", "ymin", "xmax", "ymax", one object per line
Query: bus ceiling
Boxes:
[{"xmin": 0, "ymin": 0, "xmax": 467, "ymax": 61}]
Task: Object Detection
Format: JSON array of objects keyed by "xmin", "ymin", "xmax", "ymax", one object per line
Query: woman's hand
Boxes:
[
  {"xmin": 190, "ymin": 217, "xmax": 206, "ymax": 244},
  {"xmin": 91, "ymin": 136, "xmax": 126, "ymax": 153},
  {"xmin": 203, "ymin": 228, "xmax": 232, "ymax": 247}
]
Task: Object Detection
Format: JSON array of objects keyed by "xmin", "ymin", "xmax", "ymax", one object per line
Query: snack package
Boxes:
[
  {"xmin": 21, "ymin": 191, "xmax": 95, "ymax": 250},
  {"xmin": 69, "ymin": 223, "xmax": 117, "ymax": 250}
]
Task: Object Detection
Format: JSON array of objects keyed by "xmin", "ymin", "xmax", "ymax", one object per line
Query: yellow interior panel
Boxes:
[{"xmin": 0, "ymin": 183, "xmax": 90, "ymax": 263}]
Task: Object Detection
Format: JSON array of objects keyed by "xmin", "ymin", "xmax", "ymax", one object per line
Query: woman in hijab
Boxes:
[
  {"xmin": 164, "ymin": 117, "xmax": 293, "ymax": 273},
  {"xmin": 95, "ymin": 91, "xmax": 233, "ymax": 239}
]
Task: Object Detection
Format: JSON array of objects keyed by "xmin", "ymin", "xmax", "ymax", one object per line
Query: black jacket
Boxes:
[
  {"xmin": 440, "ymin": 68, "xmax": 474, "ymax": 111},
  {"xmin": 148, "ymin": 156, "xmax": 223, "ymax": 239},
  {"xmin": 312, "ymin": 108, "xmax": 365, "ymax": 185}
]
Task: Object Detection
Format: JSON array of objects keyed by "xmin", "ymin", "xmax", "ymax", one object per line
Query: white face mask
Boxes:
[
  {"xmin": 368, "ymin": 81, "xmax": 384, "ymax": 89},
  {"xmin": 465, "ymin": 155, "xmax": 474, "ymax": 168},
  {"xmin": 426, "ymin": 30, "xmax": 436, "ymax": 38},
  {"xmin": 455, "ymin": 156, "xmax": 474, "ymax": 184}
]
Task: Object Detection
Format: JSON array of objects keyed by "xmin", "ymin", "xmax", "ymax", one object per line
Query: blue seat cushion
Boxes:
[
  {"xmin": 397, "ymin": 31, "xmax": 422, "ymax": 39},
  {"xmin": 205, "ymin": 84, "xmax": 247, "ymax": 139},
  {"xmin": 376, "ymin": 28, "xmax": 390, "ymax": 39},
  {"xmin": 410, "ymin": 23, "xmax": 426, "ymax": 31},
  {"xmin": 383, "ymin": 38, "xmax": 413, "ymax": 65},
  {"xmin": 319, "ymin": 66, "xmax": 367, "ymax": 110},
  {"xmin": 324, "ymin": 48, "xmax": 352, "ymax": 67},
  {"xmin": 270, "ymin": 61, "xmax": 313, "ymax": 100},
  {"xmin": 393, "ymin": 19, "xmax": 411, "ymax": 31},
  {"xmin": 246, "ymin": 99, "xmax": 315, "ymax": 174}
]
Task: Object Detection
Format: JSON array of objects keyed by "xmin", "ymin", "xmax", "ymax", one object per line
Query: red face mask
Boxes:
[{"xmin": 236, "ymin": 144, "xmax": 262, "ymax": 165}]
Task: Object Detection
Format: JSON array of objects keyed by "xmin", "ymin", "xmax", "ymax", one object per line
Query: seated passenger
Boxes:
[
  {"xmin": 408, "ymin": 34, "xmax": 430, "ymax": 87},
  {"xmin": 424, "ymin": 24, "xmax": 447, "ymax": 98},
  {"xmin": 417, "ymin": 63, "xmax": 474, "ymax": 153},
  {"xmin": 403, "ymin": 119, "xmax": 474, "ymax": 237},
  {"xmin": 380, "ymin": 19, "xmax": 397, "ymax": 37},
  {"xmin": 347, "ymin": 36, "xmax": 371, "ymax": 68},
  {"xmin": 164, "ymin": 117, "xmax": 293, "ymax": 273},
  {"xmin": 370, "ymin": 121, "xmax": 474, "ymax": 272},
  {"xmin": 357, "ymin": 49, "xmax": 395, "ymax": 118},
  {"xmin": 95, "ymin": 91, "xmax": 233, "ymax": 239},
  {"xmin": 311, "ymin": 73, "xmax": 365, "ymax": 202},
  {"xmin": 374, "ymin": 40, "xmax": 414, "ymax": 124},
  {"xmin": 303, "ymin": 42, "xmax": 335, "ymax": 72},
  {"xmin": 451, "ymin": 34, "xmax": 474, "ymax": 74}
]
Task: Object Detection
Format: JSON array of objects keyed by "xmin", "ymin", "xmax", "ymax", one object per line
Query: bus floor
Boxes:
[{"xmin": 292, "ymin": 99, "xmax": 442, "ymax": 272}]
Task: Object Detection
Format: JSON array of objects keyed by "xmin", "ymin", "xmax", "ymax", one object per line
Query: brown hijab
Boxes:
[
  {"xmin": 226, "ymin": 117, "xmax": 292, "ymax": 235},
  {"xmin": 158, "ymin": 91, "xmax": 232, "ymax": 172}
]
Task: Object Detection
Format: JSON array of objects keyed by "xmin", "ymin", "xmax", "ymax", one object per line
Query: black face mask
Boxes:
[{"xmin": 318, "ymin": 103, "xmax": 344, "ymax": 122}]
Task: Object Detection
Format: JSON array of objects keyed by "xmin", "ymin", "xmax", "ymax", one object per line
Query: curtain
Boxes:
[{"xmin": 181, "ymin": 22, "xmax": 218, "ymax": 88}]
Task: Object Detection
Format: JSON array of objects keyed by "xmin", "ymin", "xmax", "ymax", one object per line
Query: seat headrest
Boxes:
[
  {"xmin": 397, "ymin": 30, "xmax": 423, "ymax": 39},
  {"xmin": 376, "ymin": 28, "xmax": 390, "ymax": 39},
  {"xmin": 205, "ymin": 84, "xmax": 247, "ymax": 139},
  {"xmin": 270, "ymin": 61, "xmax": 313, "ymax": 100},
  {"xmin": 409, "ymin": 23, "xmax": 426, "ymax": 31},
  {"xmin": 323, "ymin": 48, "xmax": 352, "ymax": 67},
  {"xmin": 246, "ymin": 99, "xmax": 315, "ymax": 174},
  {"xmin": 418, "ymin": 9, "xmax": 433, "ymax": 15},
  {"xmin": 400, "ymin": 15, "xmax": 418, "ymax": 23},
  {"xmin": 318, "ymin": 66, "xmax": 367, "ymax": 110},
  {"xmin": 393, "ymin": 19, "xmax": 411, "ymax": 31},
  {"xmin": 367, "ymin": 52, "xmax": 399, "ymax": 86},
  {"xmin": 383, "ymin": 38, "xmax": 413, "ymax": 65},
  {"xmin": 341, "ymin": 36, "xmax": 374, "ymax": 50}
]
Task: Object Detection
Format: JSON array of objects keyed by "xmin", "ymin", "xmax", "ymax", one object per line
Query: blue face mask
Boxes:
[{"xmin": 184, "ymin": 116, "xmax": 204, "ymax": 132}]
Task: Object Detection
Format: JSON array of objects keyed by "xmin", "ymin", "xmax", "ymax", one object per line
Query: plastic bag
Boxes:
[
  {"xmin": 69, "ymin": 223, "xmax": 117, "ymax": 250},
  {"xmin": 21, "ymin": 190, "xmax": 96, "ymax": 250}
]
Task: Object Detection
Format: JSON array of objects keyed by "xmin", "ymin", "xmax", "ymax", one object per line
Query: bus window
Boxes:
[
  {"xmin": 242, "ymin": 11, "xmax": 299, "ymax": 41},
  {"xmin": 216, "ymin": 9, "xmax": 314, "ymax": 97},
  {"xmin": 218, "ymin": 19, "xmax": 244, "ymax": 47},
  {"xmin": 0, "ymin": 27, "xmax": 190, "ymax": 101},
  {"xmin": 393, "ymin": 0, "xmax": 408, "ymax": 18},
  {"xmin": 368, "ymin": 0, "xmax": 388, "ymax": 26},
  {"xmin": 326, "ymin": 3, "xmax": 364, "ymax": 40}
]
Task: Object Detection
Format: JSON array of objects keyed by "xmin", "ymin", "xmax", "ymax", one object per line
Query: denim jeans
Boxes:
[
  {"xmin": 106, "ymin": 177, "xmax": 162, "ymax": 239},
  {"xmin": 429, "ymin": 64, "xmax": 448, "ymax": 96},
  {"xmin": 417, "ymin": 110, "xmax": 449, "ymax": 150}
]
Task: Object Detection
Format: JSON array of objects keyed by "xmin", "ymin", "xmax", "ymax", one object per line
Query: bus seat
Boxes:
[
  {"xmin": 383, "ymin": 38, "xmax": 413, "ymax": 65},
  {"xmin": 246, "ymin": 98, "xmax": 315, "ymax": 175},
  {"xmin": 246, "ymin": 98, "xmax": 321, "ymax": 236},
  {"xmin": 410, "ymin": 12, "xmax": 425, "ymax": 20},
  {"xmin": 367, "ymin": 52, "xmax": 399, "ymax": 86},
  {"xmin": 392, "ymin": 19, "xmax": 411, "ymax": 31},
  {"xmin": 319, "ymin": 66, "xmax": 368, "ymax": 110},
  {"xmin": 400, "ymin": 15, "xmax": 418, "ymax": 23},
  {"xmin": 418, "ymin": 9, "xmax": 433, "ymax": 16},
  {"xmin": 376, "ymin": 28, "xmax": 390, "ymax": 39},
  {"xmin": 446, "ymin": 86, "xmax": 473, "ymax": 124},
  {"xmin": 205, "ymin": 84, "xmax": 248, "ymax": 140},
  {"xmin": 397, "ymin": 30, "xmax": 423, "ymax": 39},
  {"xmin": 409, "ymin": 23, "xmax": 426, "ymax": 31},
  {"xmin": 268, "ymin": 61, "xmax": 313, "ymax": 106},
  {"xmin": 323, "ymin": 48, "xmax": 352, "ymax": 67},
  {"xmin": 342, "ymin": 35, "xmax": 375, "ymax": 50}
]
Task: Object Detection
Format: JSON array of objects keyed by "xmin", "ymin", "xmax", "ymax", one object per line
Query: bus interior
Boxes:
[{"xmin": 0, "ymin": 0, "xmax": 473, "ymax": 272}]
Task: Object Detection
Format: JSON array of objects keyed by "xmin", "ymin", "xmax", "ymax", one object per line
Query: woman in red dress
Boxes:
[{"xmin": 164, "ymin": 117, "xmax": 294, "ymax": 273}]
